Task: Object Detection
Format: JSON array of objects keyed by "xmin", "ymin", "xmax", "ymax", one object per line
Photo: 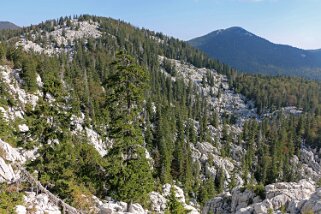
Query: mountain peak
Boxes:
[
  {"xmin": 225, "ymin": 26, "xmax": 247, "ymax": 31},
  {"xmin": 188, "ymin": 27, "xmax": 321, "ymax": 79},
  {"xmin": 209, "ymin": 26, "xmax": 254, "ymax": 37},
  {"xmin": 0, "ymin": 21, "xmax": 20, "ymax": 30}
]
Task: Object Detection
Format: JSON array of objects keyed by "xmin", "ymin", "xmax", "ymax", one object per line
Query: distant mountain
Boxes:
[
  {"xmin": 188, "ymin": 27, "xmax": 321, "ymax": 80},
  {"xmin": 0, "ymin": 21, "xmax": 20, "ymax": 30}
]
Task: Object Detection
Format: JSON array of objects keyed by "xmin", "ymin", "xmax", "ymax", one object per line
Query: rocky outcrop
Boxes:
[
  {"xmin": 0, "ymin": 139, "xmax": 26, "ymax": 163},
  {"xmin": 17, "ymin": 20, "xmax": 101, "ymax": 55},
  {"xmin": 85, "ymin": 127, "xmax": 108, "ymax": 157},
  {"xmin": 203, "ymin": 192, "xmax": 232, "ymax": 214},
  {"xmin": 159, "ymin": 56, "xmax": 258, "ymax": 128},
  {"xmin": 18, "ymin": 124, "xmax": 29, "ymax": 133},
  {"xmin": 301, "ymin": 188, "xmax": 321, "ymax": 214},
  {"xmin": 16, "ymin": 192, "xmax": 61, "ymax": 214},
  {"xmin": 298, "ymin": 147, "xmax": 321, "ymax": 181},
  {"xmin": 190, "ymin": 141, "xmax": 242, "ymax": 189},
  {"xmin": 231, "ymin": 188, "xmax": 260, "ymax": 212},
  {"xmin": 0, "ymin": 139, "xmax": 25, "ymax": 183},
  {"xmin": 49, "ymin": 20, "xmax": 101, "ymax": 46},
  {"xmin": 149, "ymin": 191, "xmax": 167, "ymax": 212},
  {"xmin": 0, "ymin": 65, "xmax": 40, "ymax": 109},
  {"xmin": 70, "ymin": 113, "xmax": 110, "ymax": 156},
  {"xmin": 0, "ymin": 157, "xmax": 17, "ymax": 182},
  {"xmin": 264, "ymin": 179, "xmax": 315, "ymax": 212},
  {"xmin": 149, "ymin": 184, "xmax": 199, "ymax": 213},
  {"xmin": 93, "ymin": 196, "xmax": 147, "ymax": 214},
  {"xmin": 203, "ymin": 179, "xmax": 316, "ymax": 214}
]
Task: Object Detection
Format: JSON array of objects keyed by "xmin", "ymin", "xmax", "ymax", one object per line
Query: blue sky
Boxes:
[{"xmin": 1, "ymin": 0, "xmax": 321, "ymax": 49}]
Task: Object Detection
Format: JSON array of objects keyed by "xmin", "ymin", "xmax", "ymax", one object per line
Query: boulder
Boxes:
[
  {"xmin": 236, "ymin": 206, "xmax": 254, "ymax": 214},
  {"xmin": 15, "ymin": 205, "xmax": 27, "ymax": 214},
  {"xmin": 129, "ymin": 203, "xmax": 146, "ymax": 214},
  {"xmin": 96, "ymin": 199, "xmax": 147, "ymax": 214},
  {"xmin": 162, "ymin": 183, "xmax": 172, "ymax": 197},
  {"xmin": 0, "ymin": 139, "xmax": 26, "ymax": 163},
  {"xmin": 203, "ymin": 193, "xmax": 232, "ymax": 214},
  {"xmin": 85, "ymin": 127, "xmax": 108, "ymax": 156},
  {"xmin": 184, "ymin": 204, "xmax": 199, "ymax": 214},
  {"xmin": 21, "ymin": 192, "xmax": 61, "ymax": 214},
  {"xmin": 301, "ymin": 188, "xmax": 321, "ymax": 214},
  {"xmin": 149, "ymin": 191, "xmax": 167, "ymax": 212},
  {"xmin": 196, "ymin": 142, "xmax": 214, "ymax": 154},
  {"xmin": 174, "ymin": 185, "xmax": 186, "ymax": 204},
  {"xmin": 162, "ymin": 184, "xmax": 187, "ymax": 204},
  {"xmin": 18, "ymin": 124, "xmax": 29, "ymax": 132},
  {"xmin": 253, "ymin": 202, "xmax": 268, "ymax": 213},
  {"xmin": 99, "ymin": 206, "xmax": 112, "ymax": 214},
  {"xmin": 231, "ymin": 188, "xmax": 257, "ymax": 212},
  {"xmin": 0, "ymin": 157, "xmax": 16, "ymax": 182}
]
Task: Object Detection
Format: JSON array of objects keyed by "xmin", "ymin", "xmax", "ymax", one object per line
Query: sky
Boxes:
[{"xmin": 1, "ymin": 0, "xmax": 321, "ymax": 50}]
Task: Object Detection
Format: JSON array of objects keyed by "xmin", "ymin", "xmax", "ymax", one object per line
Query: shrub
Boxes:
[{"xmin": 0, "ymin": 183, "xmax": 23, "ymax": 213}]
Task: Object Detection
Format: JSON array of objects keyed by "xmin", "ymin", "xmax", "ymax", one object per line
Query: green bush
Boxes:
[
  {"xmin": 0, "ymin": 183, "xmax": 23, "ymax": 213},
  {"xmin": 245, "ymin": 184, "xmax": 266, "ymax": 200}
]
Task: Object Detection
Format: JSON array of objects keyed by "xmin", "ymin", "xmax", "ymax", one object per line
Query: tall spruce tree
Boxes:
[{"xmin": 105, "ymin": 51, "xmax": 153, "ymax": 204}]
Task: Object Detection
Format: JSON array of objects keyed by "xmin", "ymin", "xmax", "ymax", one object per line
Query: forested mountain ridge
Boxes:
[
  {"xmin": 0, "ymin": 15, "xmax": 321, "ymax": 214},
  {"xmin": 188, "ymin": 27, "xmax": 321, "ymax": 80},
  {"xmin": 0, "ymin": 21, "xmax": 20, "ymax": 30}
]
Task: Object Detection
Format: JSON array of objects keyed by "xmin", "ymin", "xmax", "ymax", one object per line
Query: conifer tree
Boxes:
[
  {"xmin": 166, "ymin": 187, "xmax": 185, "ymax": 214},
  {"xmin": 172, "ymin": 114, "xmax": 185, "ymax": 180},
  {"xmin": 154, "ymin": 107, "xmax": 172, "ymax": 183},
  {"xmin": 0, "ymin": 43, "xmax": 5, "ymax": 63},
  {"xmin": 216, "ymin": 167, "xmax": 225, "ymax": 193},
  {"xmin": 105, "ymin": 51, "xmax": 153, "ymax": 204},
  {"xmin": 21, "ymin": 57, "xmax": 38, "ymax": 92}
]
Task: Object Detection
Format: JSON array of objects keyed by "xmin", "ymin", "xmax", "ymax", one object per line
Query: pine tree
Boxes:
[
  {"xmin": 166, "ymin": 187, "xmax": 186, "ymax": 214},
  {"xmin": 216, "ymin": 167, "xmax": 225, "ymax": 193},
  {"xmin": 0, "ymin": 43, "xmax": 5, "ymax": 63},
  {"xmin": 199, "ymin": 108, "xmax": 209, "ymax": 142},
  {"xmin": 105, "ymin": 51, "xmax": 153, "ymax": 204},
  {"xmin": 154, "ymin": 107, "xmax": 172, "ymax": 183},
  {"xmin": 183, "ymin": 143, "xmax": 193, "ymax": 195},
  {"xmin": 21, "ymin": 57, "xmax": 38, "ymax": 92},
  {"xmin": 172, "ymin": 114, "xmax": 185, "ymax": 180},
  {"xmin": 211, "ymin": 111, "xmax": 219, "ymax": 128},
  {"xmin": 188, "ymin": 120, "xmax": 197, "ymax": 144}
]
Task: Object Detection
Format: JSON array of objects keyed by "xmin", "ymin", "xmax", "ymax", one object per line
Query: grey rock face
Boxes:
[{"xmin": 203, "ymin": 179, "xmax": 316, "ymax": 214}]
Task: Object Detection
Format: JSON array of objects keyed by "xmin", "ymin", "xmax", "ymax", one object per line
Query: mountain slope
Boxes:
[
  {"xmin": 189, "ymin": 27, "xmax": 321, "ymax": 80},
  {"xmin": 0, "ymin": 21, "xmax": 20, "ymax": 30},
  {"xmin": 1, "ymin": 15, "xmax": 321, "ymax": 214}
]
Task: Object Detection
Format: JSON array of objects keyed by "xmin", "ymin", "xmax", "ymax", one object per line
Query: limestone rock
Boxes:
[
  {"xmin": 149, "ymin": 191, "xmax": 167, "ymax": 212},
  {"xmin": 231, "ymin": 188, "xmax": 257, "ymax": 212},
  {"xmin": 236, "ymin": 206, "xmax": 254, "ymax": 214},
  {"xmin": 203, "ymin": 192, "xmax": 232, "ymax": 214},
  {"xmin": 18, "ymin": 124, "xmax": 29, "ymax": 132},
  {"xmin": 0, "ymin": 157, "xmax": 16, "ymax": 182},
  {"xmin": 17, "ymin": 20, "xmax": 101, "ymax": 55},
  {"xmin": 0, "ymin": 65, "xmax": 40, "ymax": 110},
  {"xmin": 85, "ymin": 127, "xmax": 108, "ymax": 157},
  {"xmin": 15, "ymin": 205, "xmax": 27, "ymax": 214},
  {"xmin": 301, "ymin": 188, "xmax": 321, "ymax": 214},
  {"xmin": 298, "ymin": 148, "xmax": 321, "ymax": 181},
  {"xmin": 203, "ymin": 179, "xmax": 316, "ymax": 214},
  {"xmin": 0, "ymin": 139, "xmax": 26, "ymax": 163},
  {"xmin": 21, "ymin": 192, "xmax": 61, "ymax": 214},
  {"xmin": 97, "ymin": 200, "xmax": 147, "ymax": 214}
]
